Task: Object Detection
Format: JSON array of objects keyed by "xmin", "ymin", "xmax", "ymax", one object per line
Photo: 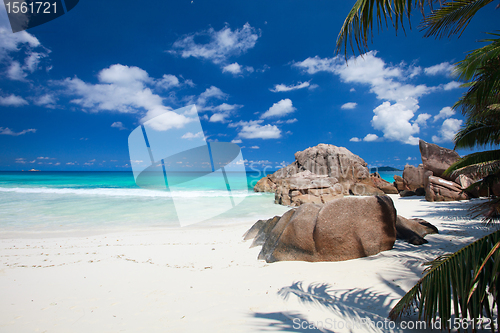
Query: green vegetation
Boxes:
[{"xmin": 337, "ymin": 1, "xmax": 499, "ymax": 331}]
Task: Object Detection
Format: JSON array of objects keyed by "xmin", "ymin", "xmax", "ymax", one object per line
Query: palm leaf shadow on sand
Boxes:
[
  {"xmin": 252, "ymin": 311, "xmax": 335, "ymax": 332},
  {"xmin": 253, "ymin": 281, "xmax": 406, "ymax": 333}
]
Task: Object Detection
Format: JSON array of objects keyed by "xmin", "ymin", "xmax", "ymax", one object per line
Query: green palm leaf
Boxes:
[
  {"xmin": 454, "ymin": 33, "xmax": 500, "ymax": 82},
  {"xmin": 443, "ymin": 149, "xmax": 500, "ymax": 177},
  {"xmin": 453, "ymin": 34, "xmax": 500, "ymax": 129},
  {"xmin": 454, "ymin": 121, "xmax": 500, "ymax": 149},
  {"xmin": 389, "ymin": 229, "xmax": 500, "ymax": 331},
  {"xmin": 336, "ymin": 0, "xmax": 437, "ymax": 57},
  {"xmin": 421, "ymin": 0, "xmax": 494, "ymax": 38}
]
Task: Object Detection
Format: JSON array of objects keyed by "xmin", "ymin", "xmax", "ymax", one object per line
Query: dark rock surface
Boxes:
[
  {"xmin": 371, "ymin": 173, "xmax": 399, "ymax": 194},
  {"xmin": 419, "ymin": 140, "xmax": 460, "ymax": 179},
  {"xmin": 396, "ymin": 215, "xmax": 438, "ymax": 245},
  {"xmin": 402, "ymin": 164, "xmax": 425, "ymax": 193},
  {"xmin": 425, "ymin": 175, "xmax": 469, "ymax": 202},
  {"xmin": 253, "ymin": 144, "xmax": 384, "ymax": 206},
  {"xmin": 244, "ymin": 196, "xmax": 397, "ymax": 263}
]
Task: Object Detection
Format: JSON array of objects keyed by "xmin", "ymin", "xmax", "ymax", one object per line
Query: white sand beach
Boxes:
[{"xmin": 0, "ymin": 195, "xmax": 496, "ymax": 333}]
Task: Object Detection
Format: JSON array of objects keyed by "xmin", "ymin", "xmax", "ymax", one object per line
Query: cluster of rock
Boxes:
[
  {"xmin": 254, "ymin": 144, "xmax": 397, "ymax": 206},
  {"xmin": 395, "ymin": 140, "xmax": 475, "ymax": 202},
  {"xmin": 244, "ymin": 196, "xmax": 438, "ymax": 263},
  {"xmin": 254, "ymin": 140, "xmax": 486, "ymax": 205}
]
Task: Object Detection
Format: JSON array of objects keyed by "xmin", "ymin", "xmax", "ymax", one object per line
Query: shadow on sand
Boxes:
[
  {"xmin": 252, "ymin": 198, "xmax": 497, "ymax": 332},
  {"xmin": 252, "ymin": 281, "xmax": 417, "ymax": 333}
]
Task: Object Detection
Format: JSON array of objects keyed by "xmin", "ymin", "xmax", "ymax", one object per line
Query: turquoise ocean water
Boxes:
[{"xmin": 0, "ymin": 171, "xmax": 401, "ymax": 236}]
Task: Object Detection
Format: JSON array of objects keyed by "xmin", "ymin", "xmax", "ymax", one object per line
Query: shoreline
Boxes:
[{"xmin": 1, "ymin": 195, "xmax": 496, "ymax": 332}]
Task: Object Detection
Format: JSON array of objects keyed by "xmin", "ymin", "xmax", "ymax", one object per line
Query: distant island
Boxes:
[{"xmin": 370, "ymin": 166, "xmax": 402, "ymax": 172}]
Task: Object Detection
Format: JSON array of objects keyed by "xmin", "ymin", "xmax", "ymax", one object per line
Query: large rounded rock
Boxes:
[
  {"xmin": 254, "ymin": 144, "xmax": 376, "ymax": 206},
  {"xmin": 254, "ymin": 176, "xmax": 275, "ymax": 193},
  {"xmin": 246, "ymin": 196, "xmax": 397, "ymax": 263},
  {"xmin": 419, "ymin": 140, "xmax": 460, "ymax": 179},
  {"xmin": 393, "ymin": 175, "xmax": 406, "ymax": 191},
  {"xmin": 396, "ymin": 215, "xmax": 438, "ymax": 245},
  {"xmin": 425, "ymin": 175, "xmax": 469, "ymax": 201},
  {"xmin": 371, "ymin": 174, "xmax": 399, "ymax": 194},
  {"xmin": 273, "ymin": 170, "xmax": 343, "ymax": 206},
  {"xmin": 402, "ymin": 164, "xmax": 425, "ymax": 192}
]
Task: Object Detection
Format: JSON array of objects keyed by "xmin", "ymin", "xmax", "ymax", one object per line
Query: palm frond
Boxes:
[
  {"xmin": 470, "ymin": 196, "xmax": 500, "ymax": 223},
  {"xmin": 454, "ymin": 121, "xmax": 500, "ymax": 149},
  {"xmin": 421, "ymin": 0, "xmax": 494, "ymax": 39},
  {"xmin": 454, "ymin": 32, "xmax": 500, "ymax": 82},
  {"xmin": 443, "ymin": 149, "xmax": 500, "ymax": 177},
  {"xmin": 336, "ymin": 0, "xmax": 438, "ymax": 57},
  {"xmin": 451, "ymin": 161, "xmax": 500, "ymax": 180},
  {"xmin": 389, "ymin": 229, "xmax": 500, "ymax": 331}
]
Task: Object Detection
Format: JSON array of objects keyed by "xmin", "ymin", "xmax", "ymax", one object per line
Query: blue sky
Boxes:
[{"xmin": 0, "ymin": 0, "xmax": 497, "ymax": 171}]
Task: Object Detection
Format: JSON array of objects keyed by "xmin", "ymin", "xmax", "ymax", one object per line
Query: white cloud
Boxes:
[
  {"xmin": 7, "ymin": 61, "xmax": 27, "ymax": 81},
  {"xmin": 111, "ymin": 121, "xmax": 127, "ymax": 130},
  {"xmin": 7, "ymin": 53, "xmax": 46, "ymax": 81},
  {"xmin": 181, "ymin": 131, "xmax": 204, "ymax": 139},
  {"xmin": 60, "ymin": 63, "xmax": 198, "ymax": 130},
  {"xmin": 233, "ymin": 120, "xmax": 281, "ymax": 139},
  {"xmin": 222, "ymin": 63, "xmax": 253, "ymax": 75},
  {"xmin": 209, "ymin": 113, "xmax": 229, "ymax": 123},
  {"xmin": 371, "ymin": 98, "xmax": 421, "ymax": 145},
  {"xmin": 443, "ymin": 81, "xmax": 462, "ymax": 90},
  {"xmin": 0, "ymin": 27, "xmax": 40, "ymax": 61},
  {"xmin": 15, "ymin": 158, "xmax": 26, "ymax": 164},
  {"xmin": 434, "ymin": 106, "xmax": 455, "ymax": 122},
  {"xmin": 59, "ymin": 63, "xmax": 222, "ymax": 132},
  {"xmin": 208, "ymin": 103, "xmax": 243, "ymax": 123},
  {"xmin": 24, "ymin": 52, "xmax": 44, "ymax": 73},
  {"xmin": 294, "ymin": 52, "xmax": 434, "ymax": 102},
  {"xmin": 425, "ymin": 62, "xmax": 453, "ymax": 76},
  {"xmin": 0, "ymin": 18, "xmax": 48, "ymax": 81},
  {"xmin": 250, "ymin": 146, "xmax": 260, "ymax": 149},
  {"xmin": 61, "ymin": 75, "xmax": 163, "ymax": 114},
  {"xmin": 98, "ymin": 64, "xmax": 151, "ymax": 85},
  {"xmin": 223, "ymin": 62, "xmax": 242, "ymax": 74},
  {"xmin": 156, "ymin": 74, "xmax": 179, "ymax": 90},
  {"xmin": 270, "ymin": 81, "xmax": 312, "ymax": 92},
  {"xmin": 231, "ymin": 139, "xmax": 242, "ymax": 144},
  {"xmin": 275, "ymin": 118, "xmax": 298, "ymax": 124},
  {"xmin": 294, "ymin": 52, "xmax": 460, "ymax": 145},
  {"xmin": 196, "ymin": 86, "xmax": 228, "ymax": 110},
  {"xmin": 414, "ymin": 113, "xmax": 432, "ymax": 126},
  {"xmin": 408, "ymin": 65, "xmax": 422, "ymax": 78},
  {"xmin": 0, "ymin": 127, "xmax": 36, "ymax": 136},
  {"xmin": 363, "ymin": 134, "xmax": 379, "ymax": 142},
  {"xmin": 432, "ymin": 118, "xmax": 463, "ymax": 143},
  {"xmin": 293, "ymin": 56, "xmax": 339, "ymax": 74},
  {"xmin": 0, "ymin": 94, "xmax": 28, "ymax": 106},
  {"xmin": 169, "ymin": 23, "xmax": 259, "ymax": 64},
  {"xmin": 260, "ymin": 99, "xmax": 296, "ymax": 119},
  {"xmin": 341, "ymin": 102, "xmax": 357, "ymax": 110},
  {"xmin": 142, "ymin": 108, "xmax": 194, "ymax": 131},
  {"xmin": 213, "ymin": 103, "xmax": 241, "ymax": 112},
  {"xmin": 350, "ymin": 134, "xmax": 379, "ymax": 142},
  {"xmin": 34, "ymin": 94, "xmax": 56, "ymax": 108}
]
